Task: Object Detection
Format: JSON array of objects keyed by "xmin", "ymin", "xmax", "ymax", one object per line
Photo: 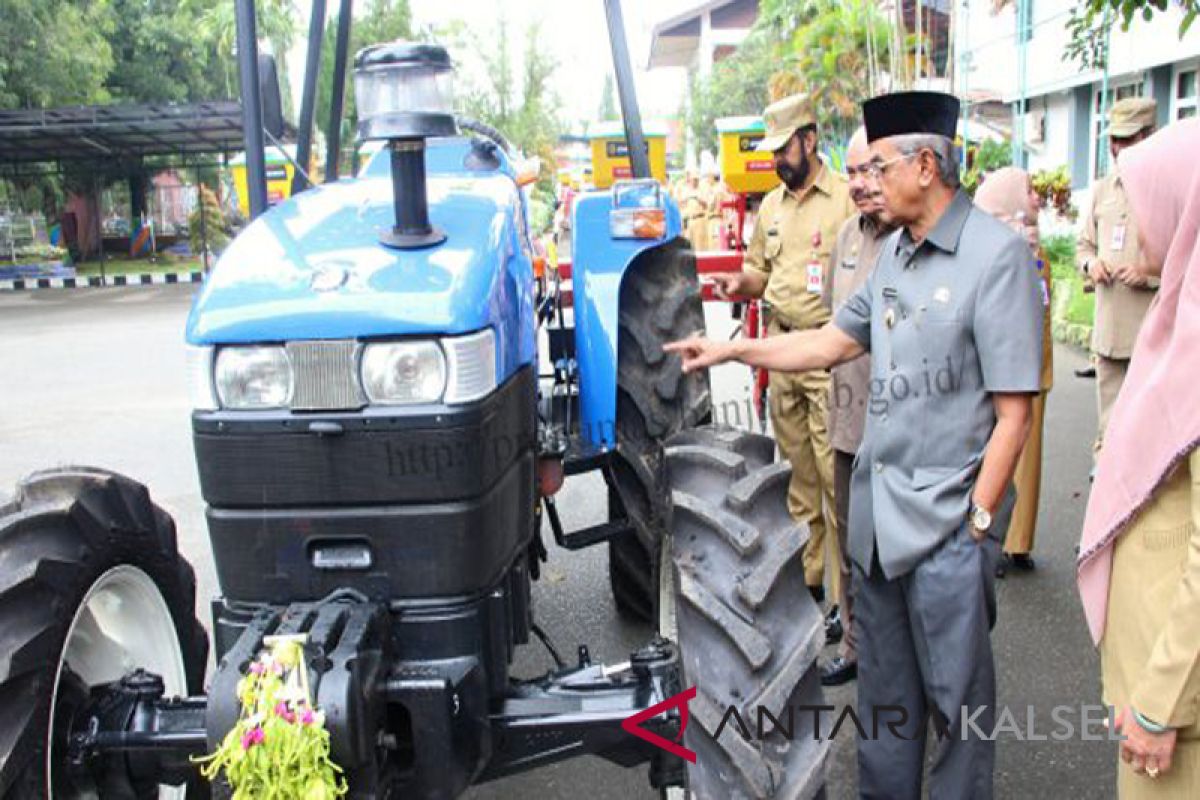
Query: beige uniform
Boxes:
[
  {"xmin": 1077, "ymin": 174, "xmax": 1159, "ymax": 456},
  {"xmin": 1101, "ymin": 449, "xmax": 1200, "ymax": 799},
  {"xmin": 680, "ymin": 183, "xmax": 711, "ymax": 251},
  {"xmin": 744, "ymin": 162, "xmax": 855, "ymax": 589},
  {"xmin": 1005, "ymin": 247, "xmax": 1054, "ymax": 555},
  {"xmin": 826, "ymin": 212, "xmax": 893, "ymax": 659}
]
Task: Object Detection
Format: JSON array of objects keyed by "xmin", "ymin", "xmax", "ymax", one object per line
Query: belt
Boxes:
[{"xmin": 764, "ymin": 304, "xmax": 813, "ymax": 333}]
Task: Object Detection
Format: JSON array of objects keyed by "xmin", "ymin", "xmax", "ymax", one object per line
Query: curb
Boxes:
[{"xmin": 0, "ymin": 271, "xmax": 205, "ymax": 292}]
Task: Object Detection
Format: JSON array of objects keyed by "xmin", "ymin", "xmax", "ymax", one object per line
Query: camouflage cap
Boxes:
[
  {"xmin": 757, "ymin": 94, "xmax": 817, "ymax": 153},
  {"xmin": 1109, "ymin": 97, "xmax": 1157, "ymax": 138}
]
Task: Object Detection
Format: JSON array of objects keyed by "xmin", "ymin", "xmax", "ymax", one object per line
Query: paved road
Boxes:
[{"xmin": 0, "ymin": 285, "xmax": 1115, "ymax": 798}]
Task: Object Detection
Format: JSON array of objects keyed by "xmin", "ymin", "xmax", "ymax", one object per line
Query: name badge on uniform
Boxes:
[
  {"xmin": 1111, "ymin": 224, "xmax": 1127, "ymax": 251},
  {"xmin": 805, "ymin": 231, "xmax": 824, "ymax": 295},
  {"xmin": 806, "ymin": 259, "xmax": 824, "ymax": 294}
]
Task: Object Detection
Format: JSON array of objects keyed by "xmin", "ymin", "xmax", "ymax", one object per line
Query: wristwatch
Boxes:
[{"xmin": 969, "ymin": 503, "xmax": 992, "ymax": 534}]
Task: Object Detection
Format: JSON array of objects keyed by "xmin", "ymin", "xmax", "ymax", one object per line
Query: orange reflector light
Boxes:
[{"xmin": 610, "ymin": 208, "xmax": 666, "ymax": 240}]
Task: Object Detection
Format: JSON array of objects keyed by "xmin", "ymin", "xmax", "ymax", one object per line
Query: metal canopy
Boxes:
[{"xmin": 0, "ymin": 101, "xmax": 245, "ymax": 165}]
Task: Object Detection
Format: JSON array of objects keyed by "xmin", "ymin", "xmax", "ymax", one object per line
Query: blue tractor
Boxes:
[{"xmin": 0, "ymin": 2, "xmax": 827, "ymax": 797}]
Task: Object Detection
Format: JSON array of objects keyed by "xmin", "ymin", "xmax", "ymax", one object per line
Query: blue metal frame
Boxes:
[{"xmin": 569, "ymin": 190, "xmax": 683, "ymax": 449}]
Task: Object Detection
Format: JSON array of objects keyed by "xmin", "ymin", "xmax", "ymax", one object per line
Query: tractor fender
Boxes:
[{"xmin": 569, "ymin": 190, "xmax": 684, "ymax": 449}]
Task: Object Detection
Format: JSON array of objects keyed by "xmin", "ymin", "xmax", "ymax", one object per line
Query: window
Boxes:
[
  {"xmin": 1091, "ymin": 79, "xmax": 1145, "ymax": 179},
  {"xmin": 1174, "ymin": 64, "xmax": 1198, "ymax": 121}
]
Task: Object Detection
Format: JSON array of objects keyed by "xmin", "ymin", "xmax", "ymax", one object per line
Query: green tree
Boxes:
[
  {"xmin": 315, "ymin": 0, "xmax": 414, "ymax": 148},
  {"xmin": 449, "ymin": 14, "xmax": 563, "ymax": 161},
  {"xmin": 182, "ymin": 0, "xmax": 298, "ymax": 108},
  {"xmin": 104, "ymin": 0, "xmax": 230, "ymax": 103},
  {"xmin": 685, "ymin": 0, "xmax": 893, "ymax": 154},
  {"xmin": 784, "ymin": 0, "xmax": 893, "ymax": 137},
  {"xmin": 189, "ymin": 184, "xmax": 230, "ymax": 257},
  {"xmin": 598, "ymin": 75, "xmax": 617, "ymax": 120},
  {"xmin": 1065, "ymin": 0, "xmax": 1199, "ymax": 70},
  {"xmin": 0, "ymin": 0, "xmax": 116, "ymax": 108},
  {"xmin": 685, "ymin": 31, "xmax": 778, "ymax": 154}
]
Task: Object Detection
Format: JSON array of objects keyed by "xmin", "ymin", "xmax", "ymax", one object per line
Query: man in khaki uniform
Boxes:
[
  {"xmin": 712, "ymin": 93, "xmax": 855, "ymax": 600},
  {"xmin": 1077, "ymin": 97, "xmax": 1160, "ymax": 460},
  {"xmin": 700, "ymin": 168, "xmax": 724, "ymax": 249},
  {"xmin": 680, "ymin": 170, "xmax": 711, "ymax": 251},
  {"xmin": 819, "ymin": 127, "xmax": 895, "ymax": 686}
]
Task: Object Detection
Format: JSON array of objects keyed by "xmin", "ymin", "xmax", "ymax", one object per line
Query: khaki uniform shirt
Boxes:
[
  {"xmin": 826, "ymin": 213, "xmax": 894, "ymax": 455},
  {"xmin": 1102, "ymin": 449, "xmax": 1200, "ymax": 740},
  {"xmin": 679, "ymin": 184, "xmax": 706, "ymax": 223},
  {"xmin": 1077, "ymin": 174, "xmax": 1159, "ymax": 360},
  {"xmin": 744, "ymin": 163, "xmax": 855, "ymax": 329}
]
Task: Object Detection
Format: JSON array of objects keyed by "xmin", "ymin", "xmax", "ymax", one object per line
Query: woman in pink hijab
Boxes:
[
  {"xmin": 975, "ymin": 167, "xmax": 1052, "ymax": 576},
  {"xmin": 1078, "ymin": 118, "xmax": 1200, "ymax": 797}
]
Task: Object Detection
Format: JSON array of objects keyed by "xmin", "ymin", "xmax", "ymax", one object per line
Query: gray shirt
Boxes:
[{"xmin": 833, "ymin": 191, "xmax": 1043, "ymax": 578}]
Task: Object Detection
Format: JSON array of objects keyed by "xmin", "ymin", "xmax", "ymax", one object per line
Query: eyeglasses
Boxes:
[
  {"xmin": 845, "ymin": 164, "xmax": 878, "ymax": 179},
  {"xmin": 863, "ymin": 152, "xmax": 919, "ymax": 178}
]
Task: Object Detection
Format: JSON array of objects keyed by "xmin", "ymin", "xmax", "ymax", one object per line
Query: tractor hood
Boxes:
[{"xmin": 186, "ymin": 148, "xmax": 526, "ymax": 345}]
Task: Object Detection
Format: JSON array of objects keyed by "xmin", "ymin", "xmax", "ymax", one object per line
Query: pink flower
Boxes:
[
  {"xmin": 249, "ymin": 662, "xmax": 265, "ymax": 675},
  {"xmin": 241, "ymin": 727, "xmax": 265, "ymax": 749},
  {"xmin": 275, "ymin": 702, "xmax": 296, "ymax": 724},
  {"xmin": 301, "ymin": 709, "xmax": 315, "ymax": 725}
]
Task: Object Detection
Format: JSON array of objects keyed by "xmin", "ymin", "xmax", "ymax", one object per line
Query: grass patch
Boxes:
[
  {"xmin": 1045, "ymin": 234, "xmax": 1094, "ymax": 329},
  {"xmin": 73, "ymin": 254, "xmax": 203, "ymax": 277}
]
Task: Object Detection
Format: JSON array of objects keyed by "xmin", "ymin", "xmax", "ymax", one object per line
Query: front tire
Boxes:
[
  {"xmin": 608, "ymin": 239, "xmax": 712, "ymax": 622},
  {"xmin": 663, "ymin": 427, "xmax": 829, "ymax": 799},
  {"xmin": 0, "ymin": 467, "xmax": 208, "ymax": 799}
]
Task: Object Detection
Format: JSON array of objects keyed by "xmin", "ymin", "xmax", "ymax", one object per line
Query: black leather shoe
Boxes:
[
  {"xmin": 824, "ymin": 605, "xmax": 843, "ymax": 645},
  {"xmin": 1009, "ymin": 553, "xmax": 1036, "ymax": 572},
  {"xmin": 821, "ymin": 657, "xmax": 858, "ymax": 686},
  {"xmin": 995, "ymin": 554, "xmax": 1009, "ymax": 579},
  {"xmin": 1075, "ymin": 366, "xmax": 1096, "ymax": 378}
]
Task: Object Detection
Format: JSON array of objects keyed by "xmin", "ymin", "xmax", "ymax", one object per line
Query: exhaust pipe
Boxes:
[{"xmin": 353, "ymin": 41, "xmax": 457, "ymax": 249}]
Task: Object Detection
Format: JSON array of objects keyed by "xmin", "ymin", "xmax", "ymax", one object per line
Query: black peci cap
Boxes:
[{"xmin": 862, "ymin": 91, "xmax": 960, "ymax": 143}]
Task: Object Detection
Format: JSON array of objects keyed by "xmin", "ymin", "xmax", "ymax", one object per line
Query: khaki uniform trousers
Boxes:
[
  {"xmin": 1095, "ymin": 356, "xmax": 1130, "ymax": 459},
  {"xmin": 686, "ymin": 217, "xmax": 711, "ymax": 252},
  {"xmin": 1004, "ymin": 389, "xmax": 1047, "ymax": 555},
  {"xmin": 767, "ymin": 320, "xmax": 837, "ymax": 593}
]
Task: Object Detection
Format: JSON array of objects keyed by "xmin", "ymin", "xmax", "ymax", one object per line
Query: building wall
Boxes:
[
  {"xmin": 960, "ymin": 0, "xmax": 1200, "ymax": 103},
  {"xmin": 958, "ymin": 0, "xmax": 1200, "ymax": 190}
]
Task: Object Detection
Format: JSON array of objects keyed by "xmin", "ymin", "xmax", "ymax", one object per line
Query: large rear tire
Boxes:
[
  {"xmin": 0, "ymin": 467, "xmax": 209, "ymax": 799},
  {"xmin": 608, "ymin": 239, "xmax": 712, "ymax": 622},
  {"xmin": 664, "ymin": 427, "xmax": 829, "ymax": 799}
]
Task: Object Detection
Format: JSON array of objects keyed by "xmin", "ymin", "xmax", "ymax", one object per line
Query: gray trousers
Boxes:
[
  {"xmin": 834, "ymin": 449, "xmax": 857, "ymax": 660},
  {"xmin": 854, "ymin": 524, "xmax": 1001, "ymax": 800}
]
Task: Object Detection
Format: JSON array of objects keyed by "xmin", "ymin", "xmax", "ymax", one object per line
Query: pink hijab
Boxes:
[
  {"xmin": 1078, "ymin": 118, "xmax": 1200, "ymax": 644},
  {"xmin": 974, "ymin": 167, "xmax": 1039, "ymax": 247}
]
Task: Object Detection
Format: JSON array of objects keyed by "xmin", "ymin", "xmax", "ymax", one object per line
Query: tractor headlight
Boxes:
[
  {"xmin": 214, "ymin": 346, "xmax": 293, "ymax": 409},
  {"xmin": 360, "ymin": 341, "xmax": 448, "ymax": 405}
]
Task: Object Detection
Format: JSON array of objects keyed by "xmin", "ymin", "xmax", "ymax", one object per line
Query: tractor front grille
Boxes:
[{"xmin": 285, "ymin": 340, "xmax": 365, "ymax": 411}]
